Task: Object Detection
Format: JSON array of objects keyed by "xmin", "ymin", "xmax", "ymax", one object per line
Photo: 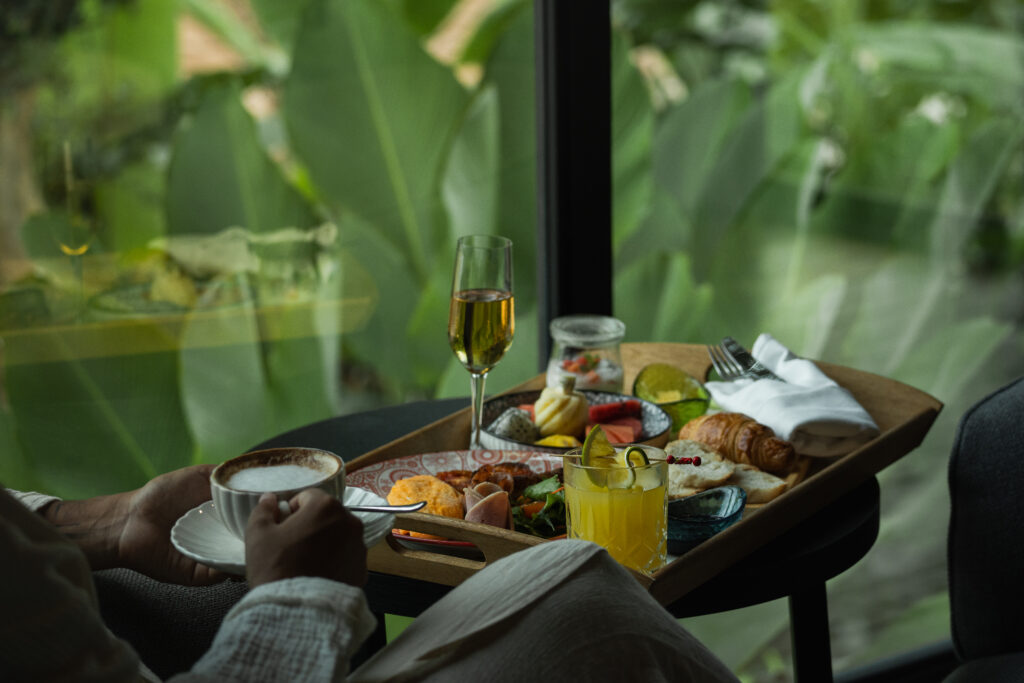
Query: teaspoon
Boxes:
[
  {"xmin": 277, "ymin": 500, "xmax": 425, "ymax": 516},
  {"xmin": 347, "ymin": 501, "xmax": 426, "ymax": 514}
]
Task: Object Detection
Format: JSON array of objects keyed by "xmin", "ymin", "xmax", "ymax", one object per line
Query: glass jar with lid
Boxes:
[{"xmin": 545, "ymin": 315, "xmax": 626, "ymax": 392}]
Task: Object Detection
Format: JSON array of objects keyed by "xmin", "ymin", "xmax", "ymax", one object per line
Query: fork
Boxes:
[
  {"xmin": 707, "ymin": 342, "xmax": 780, "ymax": 381},
  {"xmin": 707, "ymin": 343, "xmax": 749, "ymax": 381}
]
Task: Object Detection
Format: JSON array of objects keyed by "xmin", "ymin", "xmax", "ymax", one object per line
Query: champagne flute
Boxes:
[{"xmin": 448, "ymin": 235, "xmax": 514, "ymax": 449}]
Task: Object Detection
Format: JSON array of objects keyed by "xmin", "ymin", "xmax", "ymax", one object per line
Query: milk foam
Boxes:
[{"xmin": 227, "ymin": 463, "xmax": 327, "ymax": 492}]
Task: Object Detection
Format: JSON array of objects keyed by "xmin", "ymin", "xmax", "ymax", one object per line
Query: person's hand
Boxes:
[
  {"xmin": 42, "ymin": 464, "xmax": 225, "ymax": 585},
  {"xmin": 244, "ymin": 488, "xmax": 367, "ymax": 589},
  {"xmin": 117, "ymin": 464, "xmax": 225, "ymax": 585}
]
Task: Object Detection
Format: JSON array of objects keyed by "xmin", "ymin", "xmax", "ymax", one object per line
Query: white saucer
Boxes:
[{"xmin": 171, "ymin": 487, "xmax": 394, "ymax": 575}]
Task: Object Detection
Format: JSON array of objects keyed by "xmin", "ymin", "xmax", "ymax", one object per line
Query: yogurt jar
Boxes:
[{"xmin": 545, "ymin": 315, "xmax": 626, "ymax": 392}]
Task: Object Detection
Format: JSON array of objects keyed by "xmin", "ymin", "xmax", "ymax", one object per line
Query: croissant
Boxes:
[{"xmin": 677, "ymin": 413, "xmax": 795, "ymax": 474}]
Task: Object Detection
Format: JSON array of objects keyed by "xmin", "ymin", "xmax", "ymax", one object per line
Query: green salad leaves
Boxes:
[{"xmin": 512, "ymin": 475, "xmax": 566, "ymax": 538}]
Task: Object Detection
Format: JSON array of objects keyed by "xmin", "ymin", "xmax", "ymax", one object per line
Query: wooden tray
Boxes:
[{"xmin": 351, "ymin": 343, "xmax": 942, "ymax": 606}]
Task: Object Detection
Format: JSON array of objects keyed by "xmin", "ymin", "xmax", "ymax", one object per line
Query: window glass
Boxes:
[
  {"xmin": 0, "ymin": 0, "xmax": 537, "ymax": 498},
  {"xmin": 612, "ymin": 0, "xmax": 1023, "ymax": 675}
]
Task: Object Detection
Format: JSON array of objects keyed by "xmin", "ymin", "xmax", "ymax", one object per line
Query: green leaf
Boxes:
[
  {"xmin": 396, "ymin": 0, "xmax": 459, "ymax": 36},
  {"xmin": 178, "ymin": 280, "xmax": 272, "ymax": 462},
  {"xmin": 612, "ymin": 29, "xmax": 654, "ymax": 248},
  {"xmin": 58, "ymin": 0, "xmax": 178, "ymax": 108},
  {"xmin": 928, "ymin": 118, "xmax": 1024, "ymax": 266},
  {"xmin": 183, "ymin": 0, "xmax": 283, "ymax": 71},
  {"xmin": 339, "ymin": 214, "xmax": 424, "ymax": 399},
  {"xmin": 167, "ymin": 80, "xmax": 317, "ymax": 236},
  {"xmin": 95, "ymin": 162, "xmax": 167, "ymax": 251},
  {"xmin": 811, "ymin": 115, "xmax": 961, "ymax": 248},
  {"xmin": 652, "ymin": 77, "xmax": 752, "ymax": 223},
  {"xmin": 481, "ymin": 3, "xmax": 538, "ymax": 313},
  {"xmin": 442, "ymin": 85, "xmax": 500, "ymax": 240},
  {"xmin": 284, "ymin": 0, "xmax": 469, "ymax": 281},
  {"xmin": 522, "ymin": 475, "xmax": 561, "ymax": 500},
  {"xmin": 459, "ymin": 0, "xmax": 527, "ymax": 65},
  {"xmin": 249, "ymin": 0, "xmax": 317, "ymax": 54},
  {"xmin": 687, "ymin": 71, "xmax": 806, "ymax": 280},
  {"xmin": 854, "ymin": 22, "xmax": 1024, "ymax": 112},
  {"xmin": 4, "ymin": 335, "xmax": 193, "ymax": 498}
]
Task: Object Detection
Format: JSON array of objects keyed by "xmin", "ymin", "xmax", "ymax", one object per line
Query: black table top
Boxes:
[{"xmin": 253, "ymin": 398, "xmax": 880, "ymax": 617}]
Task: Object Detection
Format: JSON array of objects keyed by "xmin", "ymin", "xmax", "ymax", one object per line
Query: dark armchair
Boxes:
[{"xmin": 944, "ymin": 376, "xmax": 1024, "ymax": 681}]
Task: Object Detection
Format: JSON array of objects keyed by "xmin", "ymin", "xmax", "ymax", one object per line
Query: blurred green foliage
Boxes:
[{"xmin": 0, "ymin": 0, "xmax": 1022, "ymax": 676}]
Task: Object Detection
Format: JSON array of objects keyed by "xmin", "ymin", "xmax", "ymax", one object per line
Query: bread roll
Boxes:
[
  {"xmin": 665, "ymin": 440, "xmax": 735, "ymax": 498},
  {"xmin": 726, "ymin": 464, "xmax": 787, "ymax": 504},
  {"xmin": 678, "ymin": 412, "xmax": 795, "ymax": 474}
]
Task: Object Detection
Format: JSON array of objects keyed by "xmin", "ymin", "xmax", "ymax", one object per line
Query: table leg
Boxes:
[{"xmin": 788, "ymin": 583, "xmax": 833, "ymax": 682}]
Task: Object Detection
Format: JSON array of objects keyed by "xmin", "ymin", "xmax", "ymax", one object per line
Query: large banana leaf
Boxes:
[
  {"xmin": 164, "ymin": 77, "xmax": 341, "ymax": 460},
  {"xmin": 284, "ymin": 0, "xmax": 468, "ymax": 279},
  {"xmin": 4, "ymin": 339, "xmax": 194, "ymax": 497},
  {"xmin": 167, "ymin": 80, "xmax": 318, "ymax": 236},
  {"xmin": 612, "ymin": 30, "xmax": 654, "ymax": 248},
  {"xmin": 479, "ymin": 2, "xmax": 537, "ymax": 314},
  {"xmin": 283, "ymin": 0, "xmax": 472, "ymax": 396}
]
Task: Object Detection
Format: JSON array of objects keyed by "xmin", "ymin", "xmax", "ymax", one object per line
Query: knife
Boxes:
[{"xmin": 721, "ymin": 337, "xmax": 783, "ymax": 381}]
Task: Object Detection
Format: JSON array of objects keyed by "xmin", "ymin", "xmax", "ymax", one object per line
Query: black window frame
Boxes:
[{"xmin": 534, "ymin": 0, "xmax": 612, "ymax": 369}]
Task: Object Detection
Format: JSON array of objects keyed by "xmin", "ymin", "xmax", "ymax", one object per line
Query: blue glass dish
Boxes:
[{"xmin": 667, "ymin": 485, "xmax": 747, "ymax": 555}]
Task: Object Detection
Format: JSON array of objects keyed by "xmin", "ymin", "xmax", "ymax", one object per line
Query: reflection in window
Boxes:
[
  {"xmin": 0, "ymin": 0, "xmax": 537, "ymax": 497},
  {"xmin": 611, "ymin": 0, "xmax": 1023, "ymax": 677}
]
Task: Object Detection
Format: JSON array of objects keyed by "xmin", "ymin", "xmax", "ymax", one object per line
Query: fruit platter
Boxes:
[{"xmin": 479, "ymin": 377, "xmax": 672, "ymax": 452}]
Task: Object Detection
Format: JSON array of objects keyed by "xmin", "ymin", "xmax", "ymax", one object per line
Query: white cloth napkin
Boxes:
[{"xmin": 704, "ymin": 333, "xmax": 880, "ymax": 457}]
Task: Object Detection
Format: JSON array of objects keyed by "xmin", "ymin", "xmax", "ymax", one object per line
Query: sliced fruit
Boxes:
[
  {"xmin": 620, "ymin": 445, "xmax": 650, "ymax": 467},
  {"xmin": 586, "ymin": 422, "xmax": 634, "ymax": 444},
  {"xmin": 605, "ymin": 416, "xmax": 642, "ymax": 440},
  {"xmin": 580, "ymin": 424, "xmax": 616, "ymax": 467},
  {"xmin": 534, "ymin": 434, "xmax": 583, "ymax": 448},
  {"xmin": 588, "ymin": 399, "xmax": 642, "ymax": 423}
]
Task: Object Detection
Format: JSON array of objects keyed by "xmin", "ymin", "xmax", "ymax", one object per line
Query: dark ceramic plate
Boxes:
[
  {"xmin": 667, "ymin": 485, "xmax": 746, "ymax": 555},
  {"xmin": 479, "ymin": 390, "xmax": 672, "ymax": 453}
]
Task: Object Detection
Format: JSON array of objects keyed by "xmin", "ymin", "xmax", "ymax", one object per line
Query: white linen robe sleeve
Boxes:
[{"xmin": 1, "ymin": 487, "xmax": 376, "ymax": 683}]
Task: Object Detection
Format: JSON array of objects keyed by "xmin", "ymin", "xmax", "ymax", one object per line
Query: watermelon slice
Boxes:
[
  {"xmin": 588, "ymin": 400, "xmax": 641, "ymax": 423},
  {"xmin": 605, "ymin": 416, "xmax": 643, "ymax": 441},
  {"xmin": 586, "ymin": 422, "xmax": 635, "ymax": 444},
  {"xmin": 518, "ymin": 403, "xmax": 535, "ymax": 420}
]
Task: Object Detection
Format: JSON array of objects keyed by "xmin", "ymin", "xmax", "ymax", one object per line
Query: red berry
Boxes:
[
  {"xmin": 680, "ymin": 457, "xmax": 693, "ymax": 464},
  {"xmin": 693, "ymin": 456, "xmax": 702, "ymax": 466},
  {"xmin": 666, "ymin": 455, "xmax": 675, "ymax": 464}
]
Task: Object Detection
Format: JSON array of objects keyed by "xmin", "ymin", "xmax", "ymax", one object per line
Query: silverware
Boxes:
[
  {"xmin": 277, "ymin": 500, "xmax": 426, "ymax": 517},
  {"xmin": 721, "ymin": 337, "xmax": 782, "ymax": 381},
  {"xmin": 708, "ymin": 343, "xmax": 750, "ymax": 381},
  {"xmin": 347, "ymin": 501, "xmax": 426, "ymax": 514}
]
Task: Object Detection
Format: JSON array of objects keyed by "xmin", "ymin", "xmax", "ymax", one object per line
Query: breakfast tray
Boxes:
[{"xmin": 349, "ymin": 343, "xmax": 942, "ymax": 606}]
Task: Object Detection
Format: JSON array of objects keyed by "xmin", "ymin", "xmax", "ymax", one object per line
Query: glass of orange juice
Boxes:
[{"xmin": 564, "ymin": 445, "xmax": 668, "ymax": 574}]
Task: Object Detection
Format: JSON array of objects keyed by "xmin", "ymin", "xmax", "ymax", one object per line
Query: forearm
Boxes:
[
  {"xmin": 38, "ymin": 493, "xmax": 130, "ymax": 570},
  {"xmin": 172, "ymin": 577, "xmax": 377, "ymax": 682}
]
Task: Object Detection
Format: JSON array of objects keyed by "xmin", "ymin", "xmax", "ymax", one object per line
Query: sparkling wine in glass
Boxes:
[{"xmin": 448, "ymin": 235, "xmax": 514, "ymax": 449}]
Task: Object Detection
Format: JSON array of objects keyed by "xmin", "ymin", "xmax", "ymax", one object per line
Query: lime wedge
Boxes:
[
  {"xmin": 581, "ymin": 425, "xmax": 616, "ymax": 467},
  {"xmin": 620, "ymin": 445, "xmax": 650, "ymax": 467}
]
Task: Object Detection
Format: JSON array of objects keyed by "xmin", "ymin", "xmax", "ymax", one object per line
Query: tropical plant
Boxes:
[
  {"xmin": 610, "ymin": 0, "xmax": 1024, "ymax": 674},
  {"xmin": 1, "ymin": 0, "xmax": 1021, "ymax": 678}
]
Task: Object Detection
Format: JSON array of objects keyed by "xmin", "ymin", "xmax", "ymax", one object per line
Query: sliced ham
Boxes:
[
  {"xmin": 464, "ymin": 482, "xmax": 513, "ymax": 529},
  {"xmin": 464, "ymin": 480, "xmax": 504, "ymax": 509}
]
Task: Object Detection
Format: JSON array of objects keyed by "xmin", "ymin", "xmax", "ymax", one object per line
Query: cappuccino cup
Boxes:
[{"xmin": 210, "ymin": 447, "xmax": 345, "ymax": 539}]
